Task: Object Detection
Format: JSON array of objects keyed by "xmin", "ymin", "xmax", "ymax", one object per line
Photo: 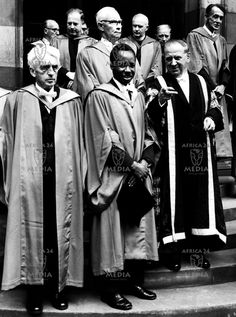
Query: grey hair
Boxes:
[{"xmin": 27, "ymin": 44, "xmax": 60, "ymax": 69}]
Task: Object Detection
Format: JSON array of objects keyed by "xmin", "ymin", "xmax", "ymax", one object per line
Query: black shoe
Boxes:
[
  {"xmin": 165, "ymin": 262, "xmax": 181, "ymax": 272},
  {"xmin": 51, "ymin": 291, "xmax": 68, "ymax": 310},
  {"xmin": 126, "ymin": 285, "xmax": 157, "ymax": 300},
  {"xmin": 101, "ymin": 292, "xmax": 132, "ymax": 310},
  {"xmin": 26, "ymin": 287, "xmax": 43, "ymax": 315}
]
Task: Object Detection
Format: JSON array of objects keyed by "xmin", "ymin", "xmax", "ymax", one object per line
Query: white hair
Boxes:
[
  {"xmin": 96, "ymin": 6, "xmax": 119, "ymax": 25},
  {"xmin": 27, "ymin": 44, "xmax": 60, "ymax": 69}
]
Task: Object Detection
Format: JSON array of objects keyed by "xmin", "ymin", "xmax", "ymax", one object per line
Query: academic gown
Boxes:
[
  {"xmin": 148, "ymin": 73, "xmax": 226, "ymax": 246},
  {"xmin": 55, "ymin": 34, "xmax": 98, "ymax": 88},
  {"xmin": 84, "ymin": 82, "xmax": 158, "ymax": 276},
  {"xmin": 187, "ymin": 27, "xmax": 232, "ymax": 158},
  {"xmin": 0, "ymin": 84, "xmax": 86, "ymax": 291},
  {"xmin": 120, "ymin": 35, "xmax": 162, "ymax": 80},
  {"xmin": 0, "ymin": 88, "xmax": 11, "ymax": 120},
  {"xmin": 73, "ymin": 40, "xmax": 144, "ymax": 103}
]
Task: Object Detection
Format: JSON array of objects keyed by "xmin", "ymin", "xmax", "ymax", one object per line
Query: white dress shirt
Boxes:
[{"xmin": 176, "ymin": 71, "xmax": 190, "ymax": 103}]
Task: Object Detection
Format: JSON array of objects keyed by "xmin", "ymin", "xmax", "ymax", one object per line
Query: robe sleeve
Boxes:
[
  {"xmin": 0, "ymin": 92, "xmax": 16, "ymax": 205},
  {"xmin": 85, "ymin": 90, "xmax": 126, "ymax": 195},
  {"xmin": 206, "ymin": 91, "xmax": 224, "ymax": 132},
  {"xmin": 187, "ymin": 32, "xmax": 216, "ymax": 90},
  {"xmin": 148, "ymin": 41, "xmax": 162, "ymax": 79},
  {"xmin": 73, "ymin": 47, "xmax": 101, "ymax": 102}
]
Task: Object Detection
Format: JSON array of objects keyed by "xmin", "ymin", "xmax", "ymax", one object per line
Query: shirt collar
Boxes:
[
  {"xmin": 176, "ymin": 71, "xmax": 189, "ymax": 82},
  {"xmin": 35, "ymin": 83, "xmax": 55, "ymax": 96},
  {"xmin": 113, "ymin": 78, "xmax": 135, "ymax": 92}
]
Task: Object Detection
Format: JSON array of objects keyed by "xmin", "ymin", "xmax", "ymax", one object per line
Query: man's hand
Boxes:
[
  {"xmin": 213, "ymin": 84, "xmax": 225, "ymax": 99},
  {"xmin": 131, "ymin": 161, "xmax": 149, "ymax": 180},
  {"xmin": 204, "ymin": 117, "xmax": 215, "ymax": 131},
  {"xmin": 158, "ymin": 87, "xmax": 178, "ymax": 105}
]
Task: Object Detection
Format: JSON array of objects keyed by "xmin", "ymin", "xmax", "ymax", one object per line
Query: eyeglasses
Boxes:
[
  {"xmin": 100, "ymin": 20, "xmax": 122, "ymax": 25},
  {"xmin": 38, "ymin": 64, "xmax": 59, "ymax": 73},
  {"xmin": 46, "ymin": 27, "xmax": 60, "ymax": 32}
]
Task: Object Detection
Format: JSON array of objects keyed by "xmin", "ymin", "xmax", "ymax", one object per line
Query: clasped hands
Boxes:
[{"xmin": 128, "ymin": 160, "xmax": 150, "ymax": 187}]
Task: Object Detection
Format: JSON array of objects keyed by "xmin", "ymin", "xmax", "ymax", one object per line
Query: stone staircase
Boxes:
[{"xmin": 0, "ymin": 178, "xmax": 235, "ymax": 316}]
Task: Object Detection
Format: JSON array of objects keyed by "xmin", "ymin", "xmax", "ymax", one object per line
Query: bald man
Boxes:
[
  {"xmin": 73, "ymin": 7, "xmax": 144, "ymax": 102},
  {"xmin": 121, "ymin": 13, "xmax": 162, "ymax": 81},
  {"xmin": 32, "ymin": 19, "xmax": 60, "ymax": 47}
]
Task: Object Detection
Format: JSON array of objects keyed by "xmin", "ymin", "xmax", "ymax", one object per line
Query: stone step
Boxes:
[
  {"xmin": 1, "ymin": 282, "xmax": 236, "ymax": 316},
  {"xmin": 223, "ymin": 197, "xmax": 236, "ymax": 221},
  {"xmin": 219, "ymin": 176, "xmax": 236, "ymax": 197},
  {"xmin": 143, "ymin": 248, "xmax": 236, "ymax": 289}
]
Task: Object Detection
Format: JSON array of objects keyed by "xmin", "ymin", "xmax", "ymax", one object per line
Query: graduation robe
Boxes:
[
  {"xmin": 84, "ymin": 82, "xmax": 158, "ymax": 276},
  {"xmin": 0, "ymin": 84, "xmax": 86, "ymax": 291},
  {"xmin": 0, "ymin": 88, "xmax": 11, "ymax": 120},
  {"xmin": 187, "ymin": 27, "xmax": 232, "ymax": 158},
  {"xmin": 148, "ymin": 73, "xmax": 226, "ymax": 245},
  {"xmin": 120, "ymin": 35, "xmax": 162, "ymax": 80},
  {"xmin": 73, "ymin": 40, "xmax": 144, "ymax": 103}
]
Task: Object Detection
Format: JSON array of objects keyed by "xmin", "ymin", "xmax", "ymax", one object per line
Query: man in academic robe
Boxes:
[
  {"xmin": 84, "ymin": 43, "xmax": 159, "ymax": 310},
  {"xmin": 120, "ymin": 14, "xmax": 162, "ymax": 81},
  {"xmin": 32, "ymin": 19, "xmax": 60, "ymax": 47},
  {"xmin": 73, "ymin": 6, "xmax": 144, "ymax": 103},
  {"xmin": 0, "ymin": 87, "xmax": 11, "ymax": 120},
  {"xmin": 55, "ymin": 8, "xmax": 97, "ymax": 89},
  {"xmin": 187, "ymin": 4, "xmax": 232, "ymax": 159},
  {"xmin": 0, "ymin": 45, "xmax": 86, "ymax": 314},
  {"xmin": 147, "ymin": 39, "xmax": 226, "ymax": 272}
]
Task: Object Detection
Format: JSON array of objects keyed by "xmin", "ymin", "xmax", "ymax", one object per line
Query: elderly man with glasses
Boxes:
[
  {"xmin": 32, "ymin": 19, "xmax": 60, "ymax": 47},
  {"xmin": 73, "ymin": 6, "xmax": 144, "ymax": 103},
  {"xmin": 0, "ymin": 45, "xmax": 86, "ymax": 315}
]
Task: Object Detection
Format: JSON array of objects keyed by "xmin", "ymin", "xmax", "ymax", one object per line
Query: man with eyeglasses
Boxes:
[
  {"xmin": 0, "ymin": 45, "xmax": 85, "ymax": 315},
  {"xmin": 120, "ymin": 14, "xmax": 162, "ymax": 81},
  {"xmin": 73, "ymin": 6, "xmax": 144, "ymax": 102},
  {"xmin": 56, "ymin": 8, "xmax": 97, "ymax": 89},
  {"xmin": 32, "ymin": 19, "xmax": 60, "ymax": 47},
  {"xmin": 147, "ymin": 39, "xmax": 226, "ymax": 273},
  {"xmin": 187, "ymin": 4, "xmax": 232, "ymax": 161}
]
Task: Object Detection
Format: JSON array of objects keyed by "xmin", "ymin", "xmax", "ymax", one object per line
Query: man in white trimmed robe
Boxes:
[{"xmin": 147, "ymin": 39, "xmax": 226, "ymax": 272}]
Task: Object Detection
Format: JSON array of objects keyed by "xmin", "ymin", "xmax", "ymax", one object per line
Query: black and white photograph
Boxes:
[{"xmin": 0, "ymin": 0, "xmax": 236, "ymax": 316}]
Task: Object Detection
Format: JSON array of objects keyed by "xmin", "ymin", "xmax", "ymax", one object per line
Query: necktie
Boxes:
[{"xmin": 127, "ymin": 89, "xmax": 133, "ymax": 101}]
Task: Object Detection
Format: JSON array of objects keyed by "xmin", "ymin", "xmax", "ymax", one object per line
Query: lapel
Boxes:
[
  {"xmin": 21, "ymin": 84, "xmax": 79, "ymax": 110},
  {"xmin": 164, "ymin": 73, "xmax": 189, "ymax": 107},
  {"xmin": 105, "ymin": 79, "xmax": 132, "ymax": 104}
]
